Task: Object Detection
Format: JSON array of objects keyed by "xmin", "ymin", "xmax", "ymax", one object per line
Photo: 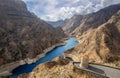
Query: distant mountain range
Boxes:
[{"xmin": 47, "ymin": 19, "xmax": 68, "ymax": 27}]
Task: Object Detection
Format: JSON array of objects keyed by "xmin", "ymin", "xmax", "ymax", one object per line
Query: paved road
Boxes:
[{"xmin": 74, "ymin": 62, "xmax": 120, "ymax": 78}]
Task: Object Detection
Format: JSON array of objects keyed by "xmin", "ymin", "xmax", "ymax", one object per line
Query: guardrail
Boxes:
[
  {"xmin": 73, "ymin": 62, "xmax": 120, "ymax": 78},
  {"xmin": 73, "ymin": 62, "xmax": 107, "ymax": 77}
]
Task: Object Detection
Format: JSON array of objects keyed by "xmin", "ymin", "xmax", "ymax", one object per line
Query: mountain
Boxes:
[
  {"xmin": 19, "ymin": 4, "xmax": 120, "ymax": 78},
  {"xmin": 55, "ymin": 27, "xmax": 66, "ymax": 37},
  {"xmin": 47, "ymin": 19, "xmax": 68, "ymax": 27},
  {"xmin": 73, "ymin": 10, "xmax": 120, "ymax": 62},
  {"xmin": 0, "ymin": 0, "xmax": 65, "ymax": 67},
  {"xmin": 72, "ymin": 4, "xmax": 120, "ymax": 36},
  {"xmin": 70, "ymin": 4, "xmax": 120, "ymax": 62},
  {"xmin": 62, "ymin": 15, "xmax": 83, "ymax": 34}
]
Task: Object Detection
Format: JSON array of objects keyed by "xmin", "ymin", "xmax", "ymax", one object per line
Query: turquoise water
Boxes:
[{"xmin": 10, "ymin": 37, "xmax": 78, "ymax": 78}]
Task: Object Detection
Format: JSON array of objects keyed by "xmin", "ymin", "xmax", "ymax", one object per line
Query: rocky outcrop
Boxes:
[
  {"xmin": 63, "ymin": 15, "xmax": 83, "ymax": 34},
  {"xmin": 0, "ymin": 0, "xmax": 66, "ymax": 68}
]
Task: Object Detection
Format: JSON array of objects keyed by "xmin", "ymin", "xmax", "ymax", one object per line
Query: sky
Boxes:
[{"xmin": 22, "ymin": 0, "xmax": 120, "ymax": 21}]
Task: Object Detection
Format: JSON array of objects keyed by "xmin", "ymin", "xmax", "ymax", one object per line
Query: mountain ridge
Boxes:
[
  {"xmin": 72, "ymin": 4, "xmax": 120, "ymax": 36},
  {"xmin": 0, "ymin": 0, "xmax": 66, "ymax": 67}
]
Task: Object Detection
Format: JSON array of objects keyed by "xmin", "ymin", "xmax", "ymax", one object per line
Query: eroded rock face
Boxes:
[
  {"xmin": 0, "ymin": 0, "xmax": 65, "ymax": 66},
  {"xmin": 74, "ymin": 10, "xmax": 120, "ymax": 62}
]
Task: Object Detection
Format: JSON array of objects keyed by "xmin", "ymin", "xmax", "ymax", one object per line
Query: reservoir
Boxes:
[{"xmin": 10, "ymin": 37, "xmax": 78, "ymax": 78}]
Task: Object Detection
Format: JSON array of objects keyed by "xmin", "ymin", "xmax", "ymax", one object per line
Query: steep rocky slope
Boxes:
[
  {"xmin": 19, "ymin": 5, "xmax": 120, "ymax": 78},
  {"xmin": 63, "ymin": 15, "xmax": 83, "ymax": 34},
  {"xmin": 72, "ymin": 4, "xmax": 120, "ymax": 36},
  {"xmin": 72, "ymin": 10, "xmax": 120, "ymax": 63},
  {"xmin": 0, "ymin": 0, "xmax": 65, "ymax": 66}
]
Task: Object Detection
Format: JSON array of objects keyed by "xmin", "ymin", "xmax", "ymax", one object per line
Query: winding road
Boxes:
[{"xmin": 74, "ymin": 62, "xmax": 120, "ymax": 78}]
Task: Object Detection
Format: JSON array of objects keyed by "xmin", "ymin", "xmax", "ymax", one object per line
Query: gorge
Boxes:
[
  {"xmin": 19, "ymin": 3, "xmax": 120, "ymax": 78},
  {"xmin": 0, "ymin": 0, "xmax": 66, "ymax": 76},
  {"xmin": 10, "ymin": 37, "xmax": 78, "ymax": 78},
  {"xmin": 0, "ymin": 0, "xmax": 120, "ymax": 78}
]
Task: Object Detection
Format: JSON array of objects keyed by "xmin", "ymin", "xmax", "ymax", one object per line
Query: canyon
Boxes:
[
  {"xmin": 0, "ymin": 0, "xmax": 66, "ymax": 76},
  {"xmin": 0, "ymin": 0, "xmax": 120, "ymax": 78},
  {"xmin": 19, "ymin": 3, "xmax": 120, "ymax": 78}
]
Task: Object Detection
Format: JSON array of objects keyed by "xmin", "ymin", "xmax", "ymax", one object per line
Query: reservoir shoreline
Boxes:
[{"xmin": 0, "ymin": 42, "xmax": 66, "ymax": 76}]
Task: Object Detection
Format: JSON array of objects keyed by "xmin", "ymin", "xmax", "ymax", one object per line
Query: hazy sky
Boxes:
[{"xmin": 22, "ymin": 0, "xmax": 120, "ymax": 21}]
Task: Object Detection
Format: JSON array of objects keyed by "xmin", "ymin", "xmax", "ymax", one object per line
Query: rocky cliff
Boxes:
[{"xmin": 0, "ymin": 0, "xmax": 65, "ymax": 66}]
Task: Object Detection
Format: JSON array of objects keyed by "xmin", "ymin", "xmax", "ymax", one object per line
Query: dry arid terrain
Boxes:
[
  {"xmin": 0, "ymin": 0, "xmax": 120, "ymax": 78},
  {"xmin": 19, "ymin": 4, "xmax": 120, "ymax": 78},
  {"xmin": 19, "ymin": 57, "xmax": 107, "ymax": 78},
  {"xmin": 0, "ymin": 0, "xmax": 66, "ymax": 66}
]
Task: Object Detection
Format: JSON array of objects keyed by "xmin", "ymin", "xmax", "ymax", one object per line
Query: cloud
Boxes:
[{"xmin": 22, "ymin": 0, "xmax": 120, "ymax": 21}]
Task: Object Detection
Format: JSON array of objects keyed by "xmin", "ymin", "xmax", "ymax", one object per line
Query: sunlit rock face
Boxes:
[
  {"xmin": 73, "ymin": 10, "xmax": 120, "ymax": 62},
  {"xmin": 0, "ymin": 0, "xmax": 66, "ymax": 66}
]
